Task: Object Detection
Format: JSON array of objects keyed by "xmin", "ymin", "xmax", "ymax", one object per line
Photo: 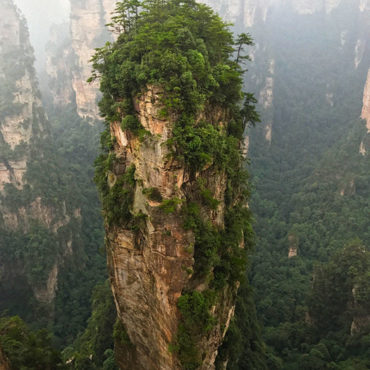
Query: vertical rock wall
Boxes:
[
  {"xmin": 45, "ymin": 0, "xmax": 117, "ymax": 119},
  {"xmin": 0, "ymin": 0, "xmax": 43, "ymax": 192},
  {"xmin": 0, "ymin": 347, "xmax": 10, "ymax": 370},
  {"xmin": 106, "ymin": 88, "xmax": 237, "ymax": 370},
  {"xmin": 0, "ymin": 0, "xmax": 80, "ymax": 308},
  {"xmin": 361, "ymin": 69, "xmax": 370, "ymax": 132}
]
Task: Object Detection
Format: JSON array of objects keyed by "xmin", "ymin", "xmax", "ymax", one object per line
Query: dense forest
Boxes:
[
  {"xmin": 0, "ymin": 0, "xmax": 369, "ymax": 369},
  {"xmin": 245, "ymin": 2, "xmax": 370, "ymax": 369}
]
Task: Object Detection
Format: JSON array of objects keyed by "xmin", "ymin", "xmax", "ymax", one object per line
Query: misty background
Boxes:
[{"xmin": 13, "ymin": 0, "xmax": 70, "ymax": 72}]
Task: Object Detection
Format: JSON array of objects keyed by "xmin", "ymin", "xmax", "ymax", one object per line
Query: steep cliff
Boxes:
[
  {"xmin": 45, "ymin": 23, "xmax": 74, "ymax": 108},
  {"xmin": 0, "ymin": 0, "xmax": 43, "ymax": 193},
  {"xmin": 359, "ymin": 69, "xmax": 370, "ymax": 155},
  {"xmin": 45, "ymin": 0, "xmax": 116, "ymax": 119},
  {"xmin": 93, "ymin": 1, "xmax": 260, "ymax": 368},
  {"xmin": 0, "ymin": 347, "xmax": 9, "ymax": 370},
  {"xmin": 201, "ymin": 0, "xmax": 366, "ymax": 26},
  {"xmin": 105, "ymin": 88, "xmax": 237, "ymax": 369},
  {"xmin": 0, "ymin": 0, "xmax": 81, "ymax": 321},
  {"xmin": 361, "ymin": 69, "xmax": 370, "ymax": 132}
]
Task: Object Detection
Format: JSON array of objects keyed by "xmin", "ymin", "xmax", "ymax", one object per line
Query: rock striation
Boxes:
[
  {"xmin": 361, "ymin": 69, "xmax": 370, "ymax": 132},
  {"xmin": 359, "ymin": 69, "xmax": 370, "ymax": 155},
  {"xmin": 45, "ymin": 0, "xmax": 117, "ymax": 119},
  {"xmin": 45, "ymin": 23, "xmax": 74, "ymax": 108},
  {"xmin": 105, "ymin": 87, "xmax": 237, "ymax": 370},
  {"xmin": 0, "ymin": 0, "xmax": 80, "ymax": 309},
  {"xmin": 0, "ymin": 0, "xmax": 43, "ymax": 192},
  {"xmin": 0, "ymin": 347, "xmax": 10, "ymax": 370}
]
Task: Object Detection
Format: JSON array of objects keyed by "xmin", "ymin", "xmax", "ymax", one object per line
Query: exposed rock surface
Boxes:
[
  {"xmin": 106, "ymin": 87, "xmax": 235, "ymax": 369},
  {"xmin": 45, "ymin": 23, "xmax": 74, "ymax": 107},
  {"xmin": 0, "ymin": 0, "xmax": 79, "ymax": 307},
  {"xmin": 0, "ymin": 0, "xmax": 43, "ymax": 194},
  {"xmin": 351, "ymin": 283, "xmax": 370, "ymax": 335},
  {"xmin": 361, "ymin": 69, "xmax": 370, "ymax": 132},
  {"xmin": 0, "ymin": 347, "xmax": 10, "ymax": 370},
  {"xmin": 45, "ymin": 0, "xmax": 117, "ymax": 119}
]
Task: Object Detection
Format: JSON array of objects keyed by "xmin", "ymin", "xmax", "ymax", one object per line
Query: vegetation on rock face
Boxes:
[
  {"xmin": 0, "ymin": 1, "xmax": 107, "ymax": 349},
  {"xmin": 0, "ymin": 1, "xmax": 111, "ymax": 368},
  {"xmin": 62, "ymin": 281, "xmax": 117, "ymax": 369},
  {"xmin": 91, "ymin": 0, "xmax": 265, "ymax": 368}
]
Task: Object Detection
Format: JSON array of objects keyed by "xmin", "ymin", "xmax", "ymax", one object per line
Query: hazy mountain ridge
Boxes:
[
  {"xmin": 0, "ymin": 0, "xmax": 106, "ymax": 345},
  {"xmin": 0, "ymin": 0, "xmax": 78, "ymax": 310}
]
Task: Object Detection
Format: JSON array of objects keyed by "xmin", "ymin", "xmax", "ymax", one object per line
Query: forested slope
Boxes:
[
  {"xmin": 0, "ymin": 0, "xmax": 107, "ymax": 350},
  {"xmin": 242, "ymin": 1, "xmax": 370, "ymax": 368}
]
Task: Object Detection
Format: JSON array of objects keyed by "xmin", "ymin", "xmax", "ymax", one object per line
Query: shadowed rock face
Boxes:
[
  {"xmin": 106, "ymin": 87, "xmax": 236, "ymax": 370},
  {"xmin": 0, "ymin": 0, "xmax": 80, "ymax": 308},
  {"xmin": 0, "ymin": 0, "xmax": 44, "ymax": 193},
  {"xmin": 46, "ymin": 0, "xmax": 115, "ymax": 119},
  {"xmin": 0, "ymin": 346, "xmax": 10, "ymax": 370},
  {"xmin": 44, "ymin": 0, "xmax": 116, "ymax": 119}
]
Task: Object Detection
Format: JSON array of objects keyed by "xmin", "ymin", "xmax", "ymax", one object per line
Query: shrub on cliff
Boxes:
[{"xmin": 91, "ymin": 0, "xmax": 265, "ymax": 368}]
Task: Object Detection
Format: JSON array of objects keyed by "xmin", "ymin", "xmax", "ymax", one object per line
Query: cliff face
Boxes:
[
  {"xmin": 0, "ymin": 0, "xmax": 80, "ymax": 310},
  {"xmin": 361, "ymin": 69, "xmax": 370, "ymax": 132},
  {"xmin": 202, "ymin": 0, "xmax": 366, "ymax": 25},
  {"xmin": 45, "ymin": 23, "xmax": 74, "ymax": 108},
  {"xmin": 201, "ymin": 0, "xmax": 369, "ymax": 145},
  {"xmin": 45, "ymin": 0, "xmax": 116, "ymax": 119},
  {"xmin": 106, "ymin": 87, "xmax": 235, "ymax": 370},
  {"xmin": 0, "ymin": 0, "xmax": 43, "ymax": 193},
  {"xmin": 359, "ymin": 69, "xmax": 370, "ymax": 154},
  {"xmin": 0, "ymin": 347, "xmax": 10, "ymax": 370}
]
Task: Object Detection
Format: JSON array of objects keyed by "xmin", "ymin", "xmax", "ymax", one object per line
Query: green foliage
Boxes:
[
  {"xmin": 0, "ymin": 316, "xmax": 65, "ymax": 369},
  {"xmin": 0, "ymin": 223, "xmax": 57, "ymax": 286},
  {"xmin": 113, "ymin": 320, "xmax": 132, "ymax": 347},
  {"xmin": 246, "ymin": 5, "xmax": 370, "ymax": 368},
  {"xmin": 95, "ymin": 162, "xmax": 136, "ymax": 226},
  {"xmin": 159, "ymin": 197, "xmax": 183, "ymax": 214},
  {"xmin": 308, "ymin": 242, "xmax": 370, "ymax": 336},
  {"xmin": 142, "ymin": 187, "xmax": 163, "ymax": 202},
  {"xmin": 92, "ymin": 0, "xmax": 262, "ymax": 368},
  {"xmin": 63, "ymin": 281, "xmax": 118, "ymax": 369},
  {"xmin": 176, "ymin": 291, "xmax": 216, "ymax": 369},
  {"xmin": 200, "ymin": 187, "xmax": 219, "ymax": 210},
  {"xmin": 121, "ymin": 114, "xmax": 148, "ymax": 139},
  {"xmin": 216, "ymin": 282, "xmax": 268, "ymax": 370},
  {"xmin": 121, "ymin": 114, "xmax": 140, "ymax": 131}
]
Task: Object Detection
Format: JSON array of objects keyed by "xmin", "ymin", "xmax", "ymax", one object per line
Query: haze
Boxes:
[{"xmin": 13, "ymin": 0, "xmax": 70, "ymax": 70}]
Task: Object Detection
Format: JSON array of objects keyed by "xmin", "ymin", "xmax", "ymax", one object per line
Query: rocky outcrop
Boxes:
[
  {"xmin": 0, "ymin": 0, "xmax": 43, "ymax": 192},
  {"xmin": 44, "ymin": 0, "xmax": 117, "ymax": 119},
  {"xmin": 105, "ymin": 87, "xmax": 236, "ymax": 370},
  {"xmin": 361, "ymin": 69, "xmax": 370, "ymax": 132},
  {"xmin": 359, "ymin": 69, "xmax": 370, "ymax": 155},
  {"xmin": 0, "ymin": 347, "xmax": 10, "ymax": 370},
  {"xmin": 200, "ymin": 0, "xmax": 346, "ymax": 27},
  {"xmin": 69, "ymin": 0, "xmax": 116, "ymax": 119},
  {"xmin": 288, "ymin": 233, "xmax": 298, "ymax": 258},
  {"xmin": 200, "ymin": 0, "xmax": 274, "ymax": 27},
  {"xmin": 45, "ymin": 23, "xmax": 74, "ymax": 108},
  {"xmin": 0, "ymin": 0, "xmax": 79, "ymax": 307},
  {"xmin": 351, "ymin": 283, "xmax": 370, "ymax": 335},
  {"xmin": 70, "ymin": 0, "xmax": 104, "ymax": 119}
]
